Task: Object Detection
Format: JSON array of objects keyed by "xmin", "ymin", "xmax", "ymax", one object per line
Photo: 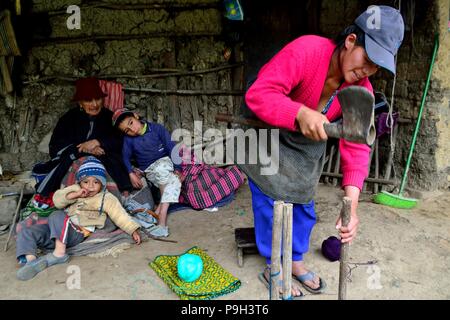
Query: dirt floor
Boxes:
[{"xmin": 0, "ymin": 181, "xmax": 449, "ymax": 300}]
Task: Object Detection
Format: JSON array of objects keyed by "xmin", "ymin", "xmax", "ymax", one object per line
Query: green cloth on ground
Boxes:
[
  {"xmin": 20, "ymin": 197, "xmax": 57, "ymax": 220},
  {"xmin": 149, "ymin": 246, "xmax": 241, "ymax": 300}
]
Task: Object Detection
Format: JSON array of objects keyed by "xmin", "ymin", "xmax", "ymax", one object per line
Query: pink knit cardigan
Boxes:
[{"xmin": 245, "ymin": 35, "xmax": 373, "ymax": 190}]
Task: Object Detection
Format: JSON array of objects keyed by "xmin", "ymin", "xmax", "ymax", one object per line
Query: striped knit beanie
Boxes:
[{"xmin": 76, "ymin": 157, "xmax": 107, "ymax": 187}]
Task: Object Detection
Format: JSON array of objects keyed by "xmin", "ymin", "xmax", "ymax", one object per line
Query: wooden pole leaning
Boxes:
[
  {"xmin": 4, "ymin": 185, "xmax": 24, "ymax": 252},
  {"xmin": 338, "ymin": 197, "xmax": 352, "ymax": 300},
  {"xmin": 270, "ymin": 201, "xmax": 284, "ymax": 300}
]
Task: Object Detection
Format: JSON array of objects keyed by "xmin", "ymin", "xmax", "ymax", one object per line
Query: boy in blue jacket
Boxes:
[{"xmin": 112, "ymin": 109, "xmax": 182, "ymax": 237}]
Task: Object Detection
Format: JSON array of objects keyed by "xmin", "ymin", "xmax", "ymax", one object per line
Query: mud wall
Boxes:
[
  {"xmin": 320, "ymin": 0, "xmax": 449, "ymax": 190},
  {"xmin": 0, "ymin": 0, "xmax": 241, "ymax": 171},
  {"xmin": 0, "ymin": 0, "xmax": 448, "ymax": 191}
]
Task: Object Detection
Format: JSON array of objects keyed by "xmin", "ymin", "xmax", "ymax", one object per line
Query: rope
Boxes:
[
  {"xmin": 386, "ymin": 0, "xmax": 402, "ymax": 184},
  {"xmin": 267, "ymin": 266, "xmax": 280, "ymax": 300},
  {"xmin": 267, "ymin": 267, "xmax": 293, "ymax": 300}
]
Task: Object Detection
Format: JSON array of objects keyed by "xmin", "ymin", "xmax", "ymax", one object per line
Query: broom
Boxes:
[{"xmin": 374, "ymin": 34, "xmax": 439, "ymax": 209}]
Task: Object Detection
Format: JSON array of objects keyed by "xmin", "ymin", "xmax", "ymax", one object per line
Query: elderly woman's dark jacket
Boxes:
[
  {"xmin": 35, "ymin": 107, "xmax": 132, "ymax": 196},
  {"xmin": 49, "ymin": 107, "xmax": 121, "ymax": 158}
]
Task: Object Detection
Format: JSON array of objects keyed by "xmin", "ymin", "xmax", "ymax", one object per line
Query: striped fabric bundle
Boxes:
[
  {"xmin": 0, "ymin": 10, "xmax": 21, "ymax": 96},
  {"xmin": 98, "ymin": 79, "xmax": 124, "ymax": 112},
  {"xmin": 178, "ymin": 147, "xmax": 246, "ymax": 209}
]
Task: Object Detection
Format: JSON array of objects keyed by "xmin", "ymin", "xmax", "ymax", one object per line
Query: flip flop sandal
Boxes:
[
  {"xmin": 293, "ymin": 271, "xmax": 327, "ymax": 294},
  {"xmin": 258, "ymin": 270, "xmax": 304, "ymax": 300}
]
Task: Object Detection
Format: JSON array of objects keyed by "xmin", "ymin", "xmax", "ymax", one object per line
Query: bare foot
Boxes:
[
  {"xmin": 292, "ymin": 261, "xmax": 321, "ymax": 290},
  {"xmin": 154, "ymin": 204, "xmax": 161, "ymax": 215},
  {"xmin": 25, "ymin": 255, "xmax": 37, "ymax": 263}
]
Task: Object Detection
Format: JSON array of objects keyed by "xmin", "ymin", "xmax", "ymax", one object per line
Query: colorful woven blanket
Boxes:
[
  {"xmin": 15, "ymin": 212, "xmax": 142, "ymax": 258},
  {"xmin": 178, "ymin": 146, "xmax": 245, "ymax": 209},
  {"xmin": 150, "ymin": 246, "xmax": 241, "ymax": 300}
]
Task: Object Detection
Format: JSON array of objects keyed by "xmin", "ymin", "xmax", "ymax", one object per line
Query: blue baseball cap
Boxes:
[{"xmin": 355, "ymin": 5, "xmax": 404, "ymax": 75}]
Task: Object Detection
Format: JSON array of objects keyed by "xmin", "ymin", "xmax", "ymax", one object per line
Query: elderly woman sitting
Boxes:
[{"xmin": 34, "ymin": 77, "xmax": 132, "ymax": 198}]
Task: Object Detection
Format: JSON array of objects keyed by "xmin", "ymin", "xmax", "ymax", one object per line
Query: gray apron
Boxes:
[{"xmin": 232, "ymin": 128, "xmax": 326, "ymax": 204}]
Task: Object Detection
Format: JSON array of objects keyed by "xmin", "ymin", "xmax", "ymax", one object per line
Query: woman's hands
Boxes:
[
  {"xmin": 77, "ymin": 139, "xmax": 105, "ymax": 156},
  {"xmin": 295, "ymin": 106, "xmax": 329, "ymax": 141},
  {"xmin": 335, "ymin": 185, "xmax": 361, "ymax": 244},
  {"xmin": 335, "ymin": 214, "xmax": 359, "ymax": 244},
  {"xmin": 90, "ymin": 146, "xmax": 105, "ymax": 156}
]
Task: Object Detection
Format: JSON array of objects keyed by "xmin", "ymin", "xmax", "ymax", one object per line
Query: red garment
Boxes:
[
  {"xmin": 98, "ymin": 80, "xmax": 124, "ymax": 112},
  {"xmin": 245, "ymin": 35, "xmax": 373, "ymax": 190},
  {"xmin": 33, "ymin": 193, "xmax": 55, "ymax": 207}
]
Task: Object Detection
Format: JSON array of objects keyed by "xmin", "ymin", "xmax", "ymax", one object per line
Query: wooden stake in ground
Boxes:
[
  {"xmin": 270, "ymin": 200, "xmax": 284, "ymax": 300},
  {"xmin": 282, "ymin": 203, "xmax": 293, "ymax": 300},
  {"xmin": 338, "ymin": 197, "xmax": 352, "ymax": 300},
  {"xmin": 4, "ymin": 185, "xmax": 24, "ymax": 252}
]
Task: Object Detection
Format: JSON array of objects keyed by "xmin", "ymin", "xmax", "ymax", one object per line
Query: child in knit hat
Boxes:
[{"xmin": 16, "ymin": 156, "xmax": 141, "ymax": 281}]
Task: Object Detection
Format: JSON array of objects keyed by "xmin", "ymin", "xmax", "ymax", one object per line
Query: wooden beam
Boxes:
[
  {"xmin": 45, "ymin": 2, "xmax": 220, "ymax": 16},
  {"xmin": 124, "ymin": 87, "xmax": 244, "ymax": 96},
  {"xmin": 321, "ymin": 172, "xmax": 397, "ymax": 185},
  {"xmin": 33, "ymin": 33, "xmax": 220, "ymax": 46},
  {"xmin": 22, "ymin": 64, "xmax": 245, "ymax": 85}
]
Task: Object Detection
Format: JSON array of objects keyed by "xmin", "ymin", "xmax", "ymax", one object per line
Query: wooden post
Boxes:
[
  {"xmin": 338, "ymin": 197, "xmax": 352, "ymax": 300},
  {"xmin": 270, "ymin": 200, "xmax": 284, "ymax": 300},
  {"xmin": 332, "ymin": 150, "xmax": 340, "ymax": 186},
  {"xmin": 363, "ymin": 144, "xmax": 375, "ymax": 192},
  {"xmin": 164, "ymin": 49, "xmax": 180, "ymax": 132},
  {"xmin": 324, "ymin": 145, "xmax": 335, "ymax": 185},
  {"xmin": 374, "ymin": 138, "xmax": 379, "ymax": 194},
  {"xmin": 282, "ymin": 203, "xmax": 293, "ymax": 300}
]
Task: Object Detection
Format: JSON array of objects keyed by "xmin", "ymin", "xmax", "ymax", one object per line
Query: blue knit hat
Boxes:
[{"xmin": 76, "ymin": 157, "xmax": 107, "ymax": 187}]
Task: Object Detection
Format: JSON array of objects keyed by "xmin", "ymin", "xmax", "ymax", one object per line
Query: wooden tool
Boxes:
[
  {"xmin": 0, "ymin": 192, "xmax": 20, "ymax": 199},
  {"xmin": 338, "ymin": 197, "xmax": 352, "ymax": 300},
  {"xmin": 216, "ymin": 86, "xmax": 376, "ymax": 145}
]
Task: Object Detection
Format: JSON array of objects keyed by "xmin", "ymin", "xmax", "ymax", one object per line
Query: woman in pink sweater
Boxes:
[{"xmin": 244, "ymin": 6, "xmax": 404, "ymax": 298}]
